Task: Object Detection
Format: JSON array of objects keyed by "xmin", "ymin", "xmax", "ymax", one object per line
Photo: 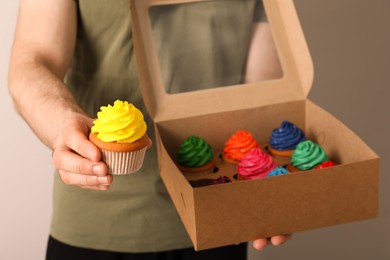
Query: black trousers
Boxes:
[{"xmin": 46, "ymin": 236, "xmax": 247, "ymax": 260}]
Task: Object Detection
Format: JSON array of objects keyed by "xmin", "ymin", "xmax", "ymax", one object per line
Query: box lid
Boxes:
[{"xmin": 130, "ymin": 0, "xmax": 313, "ymax": 122}]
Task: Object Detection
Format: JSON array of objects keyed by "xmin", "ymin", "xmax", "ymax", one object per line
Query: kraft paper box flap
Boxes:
[{"xmin": 130, "ymin": 0, "xmax": 314, "ymax": 122}]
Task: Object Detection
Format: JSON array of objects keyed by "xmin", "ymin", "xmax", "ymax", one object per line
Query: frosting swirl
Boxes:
[
  {"xmin": 291, "ymin": 140, "xmax": 329, "ymax": 170},
  {"xmin": 269, "ymin": 121, "xmax": 306, "ymax": 150},
  {"xmin": 237, "ymin": 147, "xmax": 276, "ymax": 180},
  {"xmin": 223, "ymin": 130, "xmax": 259, "ymax": 161},
  {"xmin": 267, "ymin": 166, "xmax": 288, "ymax": 177},
  {"xmin": 177, "ymin": 136, "xmax": 214, "ymax": 167},
  {"xmin": 91, "ymin": 100, "xmax": 147, "ymax": 143}
]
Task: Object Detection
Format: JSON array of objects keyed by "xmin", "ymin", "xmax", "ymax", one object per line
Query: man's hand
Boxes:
[
  {"xmin": 252, "ymin": 234, "xmax": 292, "ymax": 251},
  {"xmin": 52, "ymin": 114, "xmax": 112, "ymax": 190}
]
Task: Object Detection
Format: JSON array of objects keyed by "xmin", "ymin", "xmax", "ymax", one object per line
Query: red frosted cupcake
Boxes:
[{"xmin": 314, "ymin": 161, "xmax": 337, "ymax": 170}]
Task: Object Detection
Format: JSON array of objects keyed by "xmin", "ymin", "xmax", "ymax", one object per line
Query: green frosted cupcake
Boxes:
[
  {"xmin": 177, "ymin": 135, "xmax": 216, "ymax": 173},
  {"xmin": 287, "ymin": 140, "xmax": 329, "ymax": 172}
]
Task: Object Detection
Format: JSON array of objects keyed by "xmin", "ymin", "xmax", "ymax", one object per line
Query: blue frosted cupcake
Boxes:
[
  {"xmin": 267, "ymin": 166, "xmax": 289, "ymax": 177},
  {"xmin": 268, "ymin": 120, "xmax": 306, "ymax": 157}
]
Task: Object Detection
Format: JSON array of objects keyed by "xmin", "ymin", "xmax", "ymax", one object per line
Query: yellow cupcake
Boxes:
[{"xmin": 89, "ymin": 100, "xmax": 149, "ymax": 175}]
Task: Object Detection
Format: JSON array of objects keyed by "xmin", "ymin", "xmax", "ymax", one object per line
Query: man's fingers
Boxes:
[
  {"xmin": 53, "ymin": 148, "xmax": 107, "ymax": 176},
  {"xmin": 252, "ymin": 238, "xmax": 269, "ymax": 251},
  {"xmin": 59, "ymin": 170, "xmax": 113, "ymax": 187},
  {"xmin": 252, "ymin": 234, "xmax": 292, "ymax": 251},
  {"xmin": 63, "ymin": 127, "xmax": 101, "ymax": 162},
  {"xmin": 270, "ymin": 234, "xmax": 292, "ymax": 246},
  {"xmin": 80, "ymin": 185, "xmax": 111, "ymax": 191},
  {"xmin": 147, "ymin": 137, "xmax": 152, "ymax": 149},
  {"xmin": 50, "ymin": 116, "xmax": 113, "ymax": 190}
]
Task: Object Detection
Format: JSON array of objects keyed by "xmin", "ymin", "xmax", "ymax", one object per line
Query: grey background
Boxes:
[{"xmin": 1, "ymin": 0, "xmax": 389, "ymax": 259}]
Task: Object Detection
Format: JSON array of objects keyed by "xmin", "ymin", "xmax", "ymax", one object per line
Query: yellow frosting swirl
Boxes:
[{"xmin": 91, "ymin": 100, "xmax": 147, "ymax": 143}]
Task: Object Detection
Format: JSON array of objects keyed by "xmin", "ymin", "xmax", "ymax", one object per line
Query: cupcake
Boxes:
[
  {"xmin": 267, "ymin": 166, "xmax": 289, "ymax": 177},
  {"xmin": 287, "ymin": 140, "xmax": 329, "ymax": 172},
  {"xmin": 237, "ymin": 147, "xmax": 276, "ymax": 180},
  {"xmin": 89, "ymin": 100, "xmax": 149, "ymax": 175},
  {"xmin": 223, "ymin": 130, "xmax": 260, "ymax": 165},
  {"xmin": 314, "ymin": 161, "xmax": 337, "ymax": 170},
  {"xmin": 210, "ymin": 175, "xmax": 232, "ymax": 185},
  {"xmin": 267, "ymin": 120, "xmax": 306, "ymax": 157},
  {"xmin": 177, "ymin": 135, "xmax": 216, "ymax": 173}
]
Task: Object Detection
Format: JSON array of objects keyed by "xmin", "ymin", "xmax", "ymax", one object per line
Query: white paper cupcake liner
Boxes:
[{"xmin": 101, "ymin": 146, "xmax": 147, "ymax": 175}]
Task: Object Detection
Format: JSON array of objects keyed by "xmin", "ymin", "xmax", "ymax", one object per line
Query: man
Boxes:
[{"xmin": 8, "ymin": 0, "xmax": 289, "ymax": 259}]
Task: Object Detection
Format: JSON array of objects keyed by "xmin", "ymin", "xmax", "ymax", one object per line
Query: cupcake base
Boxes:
[
  {"xmin": 101, "ymin": 148, "xmax": 147, "ymax": 175},
  {"xmin": 286, "ymin": 163, "xmax": 302, "ymax": 173},
  {"xmin": 265, "ymin": 145, "xmax": 292, "ymax": 167},
  {"xmin": 267, "ymin": 145, "xmax": 294, "ymax": 157},
  {"xmin": 177, "ymin": 157, "xmax": 217, "ymax": 175},
  {"xmin": 221, "ymin": 154, "xmax": 240, "ymax": 166},
  {"xmin": 89, "ymin": 132, "xmax": 149, "ymax": 175}
]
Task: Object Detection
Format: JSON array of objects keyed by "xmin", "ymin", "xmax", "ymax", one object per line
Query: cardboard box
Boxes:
[{"xmin": 130, "ymin": 0, "xmax": 380, "ymax": 251}]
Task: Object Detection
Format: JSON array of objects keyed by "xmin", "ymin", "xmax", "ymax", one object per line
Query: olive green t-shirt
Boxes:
[{"xmin": 51, "ymin": 0, "xmax": 265, "ymax": 253}]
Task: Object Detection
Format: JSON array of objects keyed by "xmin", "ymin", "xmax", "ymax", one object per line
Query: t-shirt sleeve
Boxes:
[{"xmin": 253, "ymin": 0, "xmax": 267, "ymax": 23}]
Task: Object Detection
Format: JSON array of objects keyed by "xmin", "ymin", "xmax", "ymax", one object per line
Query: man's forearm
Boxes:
[
  {"xmin": 8, "ymin": 59, "xmax": 88, "ymax": 149},
  {"xmin": 8, "ymin": 0, "xmax": 80, "ymax": 149}
]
